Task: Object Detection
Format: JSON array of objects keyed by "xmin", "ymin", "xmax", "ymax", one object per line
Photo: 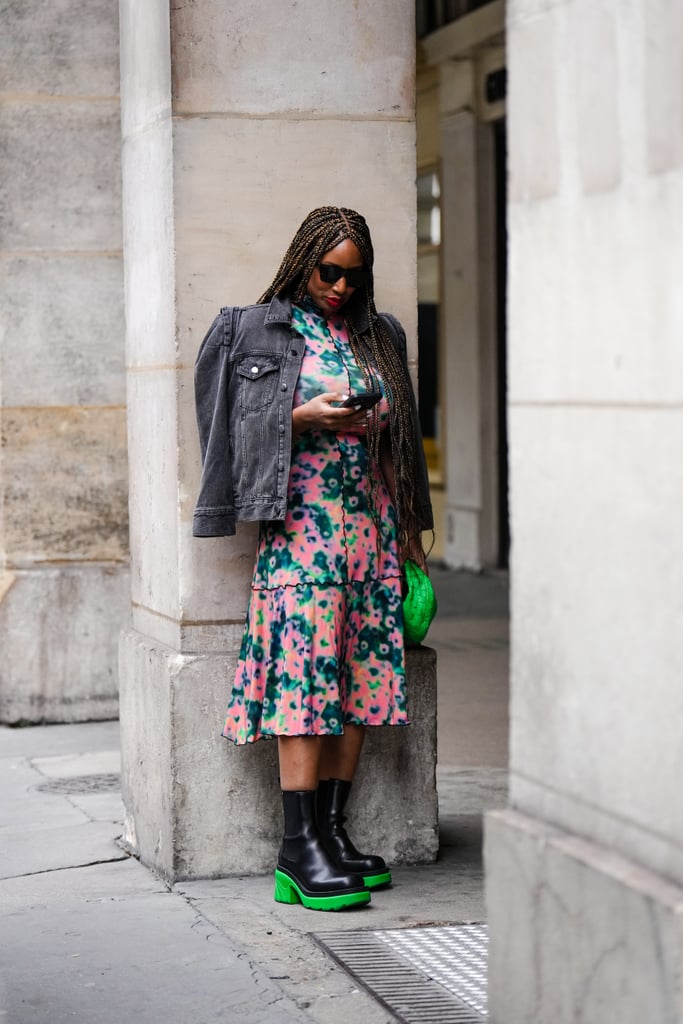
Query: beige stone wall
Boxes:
[
  {"xmin": 0, "ymin": 1, "xmax": 128, "ymax": 721},
  {"xmin": 486, "ymin": 0, "xmax": 683, "ymax": 1019}
]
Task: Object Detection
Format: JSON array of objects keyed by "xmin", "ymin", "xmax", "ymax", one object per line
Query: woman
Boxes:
[{"xmin": 193, "ymin": 207, "xmax": 433, "ymax": 912}]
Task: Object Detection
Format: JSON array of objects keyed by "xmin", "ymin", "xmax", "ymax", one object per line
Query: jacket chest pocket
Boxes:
[{"xmin": 236, "ymin": 356, "xmax": 280, "ymax": 411}]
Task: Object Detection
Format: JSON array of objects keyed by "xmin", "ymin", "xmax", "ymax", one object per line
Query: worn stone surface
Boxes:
[
  {"xmin": 572, "ymin": 3, "xmax": 620, "ymax": 194},
  {"xmin": 118, "ymin": 631, "xmax": 174, "ymax": 879},
  {"xmin": 430, "ymin": 615, "xmax": 509, "ymax": 768},
  {"xmin": 508, "ymin": 403, "xmax": 683, "ymax": 883},
  {"xmin": 31, "ymin": 750, "xmax": 121, "ymax": 779},
  {"xmin": 0, "ymin": 735, "xmax": 125, "ymax": 879},
  {"xmin": 0, "ymin": 566, "xmax": 128, "ymax": 724},
  {"xmin": 119, "ymin": 117, "xmax": 176, "ymax": 369},
  {"xmin": 508, "ymin": 1, "xmax": 683, "ymax": 408},
  {"xmin": 124, "ymin": 369, "xmax": 179, "ymax": 622},
  {"xmin": 171, "ymin": 115, "xmax": 419, "ymax": 363},
  {"xmin": 0, "ymin": 0, "xmax": 120, "ymax": 97},
  {"xmin": 0, "ymin": 100, "xmax": 122, "ymax": 252},
  {"xmin": 0, "ymin": 859, "xmax": 305, "ymax": 1024},
  {"xmin": 494, "ymin": 0, "xmax": 683, "ymax": 1016},
  {"xmin": 0, "ymin": 254, "xmax": 125, "ymax": 407},
  {"xmin": 1, "ymin": 407, "xmax": 128, "ymax": 564},
  {"xmin": 126, "ymin": 368, "xmax": 259, "ymax": 635},
  {"xmin": 0, "ymin": 820, "xmax": 125, "ymax": 880},
  {"xmin": 507, "ymin": 187, "xmax": 683, "ymax": 406},
  {"xmin": 0, "ymin": 757, "xmax": 87, "ymax": 835},
  {"xmin": 1, "ymin": 1, "xmax": 126, "ymax": 723},
  {"xmin": 120, "ymin": 630, "xmax": 437, "ymax": 881},
  {"xmin": 169, "ymin": 0, "xmax": 415, "ymax": 118},
  {"xmin": 645, "ymin": 0, "xmax": 683, "ymax": 174},
  {"xmin": 486, "ymin": 809, "xmax": 683, "ymax": 1024},
  {"xmin": 0, "ymin": 720, "xmax": 121, "ymax": 758},
  {"xmin": 507, "ymin": 13, "xmax": 560, "ymax": 201},
  {"xmin": 118, "ymin": 0, "xmax": 171, "ymax": 138}
]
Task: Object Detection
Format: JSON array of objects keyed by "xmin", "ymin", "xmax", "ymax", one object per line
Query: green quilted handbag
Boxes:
[{"xmin": 402, "ymin": 559, "xmax": 437, "ymax": 645}]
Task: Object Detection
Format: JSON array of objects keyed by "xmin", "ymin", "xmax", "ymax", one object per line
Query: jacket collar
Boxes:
[
  {"xmin": 264, "ymin": 294, "xmax": 293, "ymax": 324},
  {"xmin": 265, "ymin": 293, "xmax": 374, "ymax": 333}
]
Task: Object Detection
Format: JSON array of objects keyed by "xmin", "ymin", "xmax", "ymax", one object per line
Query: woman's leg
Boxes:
[
  {"xmin": 319, "ymin": 723, "xmax": 365, "ymax": 782},
  {"xmin": 316, "ymin": 725, "xmax": 391, "ymax": 889},
  {"xmin": 275, "ymin": 734, "xmax": 369, "ymax": 910},
  {"xmin": 278, "ymin": 735, "xmax": 322, "ymax": 790}
]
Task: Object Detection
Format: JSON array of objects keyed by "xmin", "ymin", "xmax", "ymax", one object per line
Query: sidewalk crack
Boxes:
[{"xmin": 2, "ymin": 853, "xmax": 130, "ymax": 881}]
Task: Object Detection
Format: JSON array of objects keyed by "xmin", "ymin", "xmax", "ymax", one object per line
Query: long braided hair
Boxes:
[{"xmin": 259, "ymin": 206, "xmax": 424, "ymax": 556}]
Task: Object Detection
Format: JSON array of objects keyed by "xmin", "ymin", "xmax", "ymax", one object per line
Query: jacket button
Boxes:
[
  {"xmin": 251, "ymin": 365, "xmax": 259, "ymax": 374},
  {"xmin": 279, "ymin": 425, "xmax": 285, "ymax": 434},
  {"xmin": 281, "ymin": 383, "xmax": 288, "ymax": 391}
]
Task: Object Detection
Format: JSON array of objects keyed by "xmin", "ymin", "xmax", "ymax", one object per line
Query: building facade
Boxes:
[
  {"xmin": 0, "ymin": 1, "xmax": 128, "ymax": 724},
  {"xmin": 2, "ymin": 1, "xmax": 683, "ymax": 1018}
]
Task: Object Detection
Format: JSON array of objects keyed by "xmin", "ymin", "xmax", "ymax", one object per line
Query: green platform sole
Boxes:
[
  {"xmin": 274, "ymin": 869, "xmax": 370, "ymax": 911},
  {"xmin": 363, "ymin": 870, "xmax": 392, "ymax": 890}
]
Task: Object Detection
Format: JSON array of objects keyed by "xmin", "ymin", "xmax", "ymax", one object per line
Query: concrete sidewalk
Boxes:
[{"xmin": 0, "ymin": 569, "xmax": 509, "ymax": 1024}]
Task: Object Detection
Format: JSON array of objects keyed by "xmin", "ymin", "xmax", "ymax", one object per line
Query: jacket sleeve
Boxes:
[
  {"xmin": 192, "ymin": 309, "xmax": 237, "ymax": 537},
  {"xmin": 379, "ymin": 312, "xmax": 434, "ymax": 533}
]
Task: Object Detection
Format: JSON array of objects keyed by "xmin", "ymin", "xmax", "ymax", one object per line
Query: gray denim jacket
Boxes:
[{"xmin": 192, "ymin": 294, "xmax": 433, "ymax": 537}]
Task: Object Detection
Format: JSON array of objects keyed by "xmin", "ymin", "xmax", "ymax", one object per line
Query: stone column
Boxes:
[
  {"xmin": 486, "ymin": 1, "xmax": 683, "ymax": 1020},
  {"xmin": 118, "ymin": 0, "xmax": 437, "ymax": 881},
  {"xmin": 439, "ymin": 86, "xmax": 498, "ymax": 570},
  {"xmin": 0, "ymin": 2, "xmax": 128, "ymax": 723}
]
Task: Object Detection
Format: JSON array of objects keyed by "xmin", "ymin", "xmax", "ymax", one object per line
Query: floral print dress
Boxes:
[{"xmin": 222, "ymin": 303, "xmax": 408, "ymax": 744}]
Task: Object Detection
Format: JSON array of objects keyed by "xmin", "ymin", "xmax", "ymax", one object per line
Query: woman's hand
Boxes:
[{"xmin": 292, "ymin": 392, "xmax": 369, "ymax": 437}]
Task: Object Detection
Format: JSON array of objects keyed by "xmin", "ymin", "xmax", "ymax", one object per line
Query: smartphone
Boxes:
[{"xmin": 339, "ymin": 390, "xmax": 382, "ymax": 410}]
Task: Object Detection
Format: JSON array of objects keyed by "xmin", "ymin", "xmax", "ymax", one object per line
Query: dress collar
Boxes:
[{"xmin": 265, "ymin": 292, "xmax": 373, "ymax": 333}]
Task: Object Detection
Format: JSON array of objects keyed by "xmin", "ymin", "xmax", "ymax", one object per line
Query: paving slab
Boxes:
[
  {"xmin": 0, "ymin": 821, "xmax": 127, "ymax": 880},
  {"xmin": 431, "ymin": 616, "xmax": 509, "ymax": 768},
  {"xmin": 30, "ymin": 749, "xmax": 121, "ymax": 778},
  {"xmin": 0, "ymin": 859, "xmax": 305, "ymax": 1024},
  {"xmin": 437, "ymin": 766, "xmax": 509, "ymax": 816},
  {"xmin": 0, "ymin": 742, "xmax": 126, "ymax": 879},
  {"xmin": 0, "ymin": 721, "xmax": 120, "ymax": 758},
  {"xmin": 430, "ymin": 565, "xmax": 509, "ymax": 619},
  {"xmin": 0, "ymin": 758, "xmax": 88, "ymax": 833},
  {"xmin": 65, "ymin": 790, "xmax": 125, "ymax": 823}
]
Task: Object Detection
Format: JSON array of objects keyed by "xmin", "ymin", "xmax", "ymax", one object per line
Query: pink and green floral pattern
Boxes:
[{"xmin": 223, "ymin": 304, "xmax": 407, "ymax": 744}]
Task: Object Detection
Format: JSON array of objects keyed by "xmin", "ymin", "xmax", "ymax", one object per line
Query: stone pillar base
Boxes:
[
  {"xmin": 444, "ymin": 505, "xmax": 482, "ymax": 571},
  {"xmin": 119, "ymin": 629, "xmax": 437, "ymax": 881},
  {"xmin": 0, "ymin": 565, "xmax": 127, "ymax": 724},
  {"xmin": 485, "ymin": 808, "xmax": 683, "ymax": 1024}
]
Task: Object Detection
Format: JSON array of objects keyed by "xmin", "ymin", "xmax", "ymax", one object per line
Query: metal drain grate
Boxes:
[
  {"xmin": 36, "ymin": 773, "xmax": 121, "ymax": 794},
  {"xmin": 375, "ymin": 925, "xmax": 488, "ymax": 1016},
  {"xmin": 315, "ymin": 924, "xmax": 487, "ymax": 1023}
]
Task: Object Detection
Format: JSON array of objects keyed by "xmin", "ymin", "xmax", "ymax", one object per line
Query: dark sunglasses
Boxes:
[{"xmin": 317, "ymin": 262, "xmax": 370, "ymax": 289}]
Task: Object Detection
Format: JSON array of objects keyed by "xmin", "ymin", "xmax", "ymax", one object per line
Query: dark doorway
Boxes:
[{"xmin": 417, "ymin": 303, "xmax": 438, "ymax": 439}]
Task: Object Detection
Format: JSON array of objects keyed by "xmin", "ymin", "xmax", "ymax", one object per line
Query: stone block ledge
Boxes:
[
  {"xmin": 485, "ymin": 808, "xmax": 683, "ymax": 1024},
  {"xmin": 119, "ymin": 628, "xmax": 437, "ymax": 881}
]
